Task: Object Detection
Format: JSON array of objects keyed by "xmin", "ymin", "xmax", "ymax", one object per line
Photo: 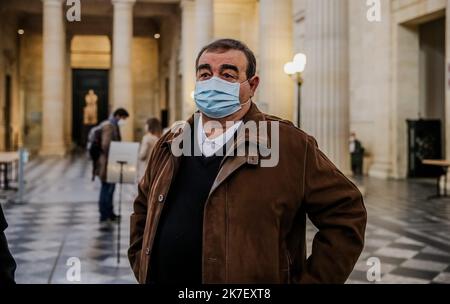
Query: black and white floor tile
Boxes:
[{"xmin": 1, "ymin": 155, "xmax": 450, "ymax": 284}]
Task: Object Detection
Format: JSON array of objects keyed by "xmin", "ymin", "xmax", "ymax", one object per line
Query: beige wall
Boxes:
[
  {"xmin": 419, "ymin": 17, "xmax": 446, "ymax": 157},
  {"xmin": 71, "ymin": 35, "xmax": 111, "ymax": 69},
  {"xmin": 214, "ymin": 0, "xmax": 259, "ymax": 53},
  {"xmin": 348, "ymin": 0, "xmax": 392, "ymax": 177},
  {"xmin": 419, "ymin": 18, "xmax": 446, "ymax": 118},
  {"xmin": 19, "ymin": 34, "xmax": 43, "ymax": 154},
  {"xmin": 159, "ymin": 14, "xmax": 181, "ymax": 126},
  {"xmin": 0, "ymin": 11, "xmax": 21, "ymax": 151},
  {"xmin": 132, "ymin": 37, "xmax": 159, "ymax": 141},
  {"xmin": 292, "ymin": 0, "xmax": 448, "ymax": 178}
]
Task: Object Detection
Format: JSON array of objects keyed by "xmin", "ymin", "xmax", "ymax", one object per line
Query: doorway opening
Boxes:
[
  {"xmin": 406, "ymin": 16, "xmax": 446, "ymax": 178},
  {"xmin": 72, "ymin": 69, "xmax": 109, "ymax": 148},
  {"xmin": 395, "ymin": 11, "xmax": 446, "ymax": 178},
  {"xmin": 70, "ymin": 35, "xmax": 111, "ymax": 149}
]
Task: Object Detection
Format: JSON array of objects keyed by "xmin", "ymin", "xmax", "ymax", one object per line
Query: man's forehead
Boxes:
[{"xmin": 198, "ymin": 50, "xmax": 247, "ymax": 69}]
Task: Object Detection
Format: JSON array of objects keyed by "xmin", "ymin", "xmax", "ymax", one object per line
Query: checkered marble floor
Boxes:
[
  {"xmin": 1, "ymin": 154, "xmax": 137, "ymax": 284},
  {"xmin": 1, "ymin": 155, "xmax": 450, "ymax": 284},
  {"xmin": 344, "ymin": 177, "xmax": 450, "ymax": 284}
]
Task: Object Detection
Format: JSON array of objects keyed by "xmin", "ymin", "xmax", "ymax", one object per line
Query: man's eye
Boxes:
[
  {"xmin": 224, "ymin": 74, "xmax": 234, "ymax": 79},
  {"xmin": 200, "ymin": 73, "xmax": 210, "ymax": 78}
]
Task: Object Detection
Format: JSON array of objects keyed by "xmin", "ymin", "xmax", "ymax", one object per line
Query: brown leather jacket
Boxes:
[{"xmin": 128, "ymin": 103, "xmax": 366, "ymax": 284}]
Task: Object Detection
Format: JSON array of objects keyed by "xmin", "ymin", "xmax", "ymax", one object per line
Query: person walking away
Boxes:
[
  {"xmin": 138, "ymin": 118, "xmax": 162, "ymax": 181},
  {"xmin": 94, "ymin": 108, "xmax": 129, "ymax": 226}
]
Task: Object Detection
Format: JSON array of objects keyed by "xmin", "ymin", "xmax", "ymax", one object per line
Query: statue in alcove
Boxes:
[
  {"xmin": 84, "ymin": 89, "xmax": 98, "ymax": 125},
  {"xmin": 82, "ymin": 89, "xmax": 98, "ymax": 147}
]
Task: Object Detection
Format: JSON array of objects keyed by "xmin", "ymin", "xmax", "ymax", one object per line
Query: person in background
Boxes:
[
  {"xmin": 138, "ymin": 118, "xmax": 162, "ymax": 180},
  {"xmin": 349, "ymin": 132, "xmax": 364, "ymax": 176},
  {"xmin": 0, "ymin": 204, "xmax": 16, "ymax": 284},
  {"xmin": 95, "ymin": 108, "xmax": 129, "ymax": 226}
]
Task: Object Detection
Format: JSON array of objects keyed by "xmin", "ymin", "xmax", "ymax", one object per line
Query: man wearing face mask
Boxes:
[
  {"xmin": 94, "ymin": 108, "xmax": 129, "ymax": 226},
  {"xmin": 129, "ymin": 39, "xmax": 367, "ymax": 284}
]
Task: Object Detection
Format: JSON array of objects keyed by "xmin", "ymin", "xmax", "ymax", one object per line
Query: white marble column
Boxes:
[
  {"xmin": 367, "ymin": 0, "xmax": 392, "ymax": 178},
  {"xmin": 195, "ymin": 0, "xmax": 214, "ymax": 52},
  {"xmin": 112, "ymin": 0, "xmax": 135, "ymax": 141},
  {"xmin": 258, "ymin": 0, "xmax": 294, "ymax": 120},
  {"xmin": 303, "ymin": 0, "xmax": 350, "ymax": 173},
  {"xmin": 41, "ymin": 0, "xmax": 66, "ymax": 156},
  {"xmin": 181, "ymin": 0, "xmax": 196, "ymax": 119},
  {"xmin": 445, "ymin": 0, "xmax": 450, "ymax": 190},
  {"xmin": 446, "ymin": 1, "xmax": 450, "ymax": 133}
]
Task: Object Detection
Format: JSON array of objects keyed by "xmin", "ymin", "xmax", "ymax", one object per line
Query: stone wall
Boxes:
[
  {"xmin": 0, "ymin": 11, "xmax": 20, "ymax": 151},
  {"xmin": 291, "ymin": 0, "xmax": 449, "ymax": 178},
  {"xmin": 348, "ymin": 0, "xmax": 392, "ymax": 177},
  {"xmin": 19, "ymin": 34, "xmax": 43, "ymax": 154},
  {"xmin": 390, "ymin": 0, "xmax": 447, "ymax": 178},
  {"xmin": 132, "ymin": 36, "xmax": 159, "ymax": 141}
]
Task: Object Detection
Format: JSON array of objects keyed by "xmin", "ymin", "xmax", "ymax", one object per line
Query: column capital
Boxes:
[
  {"xmin": 112, "ymin": 0, "xmax": 136, "ymax": 6},
  {"xmin": 41, "ymin": 0, "xmax": 64, "ymax": 7}
]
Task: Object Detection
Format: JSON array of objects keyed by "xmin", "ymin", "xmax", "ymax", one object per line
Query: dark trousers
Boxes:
[
  {"xmin": 0, "ymin": 232, "xmax": 16, "ymax": 284},
  {"xmin": 99, "ymin": 181, "xmax": 116, "ymax": 221}
]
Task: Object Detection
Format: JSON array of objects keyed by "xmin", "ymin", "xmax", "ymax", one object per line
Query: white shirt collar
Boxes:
[{"xmin": 197, "ymin": 115, "xmax": 242, "ymax": 157}]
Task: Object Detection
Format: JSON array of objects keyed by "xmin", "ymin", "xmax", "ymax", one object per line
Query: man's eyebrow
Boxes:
[
  {"xmin": 197, "ymin": 64, "xmax": 212, "ymax": 72},
  {"xmin": 220, "ymin": 64, "xmax": 239, "ymax": 73}
]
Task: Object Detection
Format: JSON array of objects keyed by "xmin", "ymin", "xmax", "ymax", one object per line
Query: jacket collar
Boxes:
[{"xmin": 163, "ymin": 102, "xmax": 270, "ymax": 161}]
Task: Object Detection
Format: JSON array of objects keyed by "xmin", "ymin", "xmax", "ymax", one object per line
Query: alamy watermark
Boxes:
[
  {"xmin": 366, "ymin": 0, "xmax": 382, "ymax": 22},
  {"xmin": 66, "ymin": 0, "xmax": 81, "ymax": 22},
  {"xmin": 366, "ymin": 257, "xmax": 382, "ymax": 282},
  {"xmin": 64, "ymin": 0, "xmax": 380, "ymax": 23},
  {"xmin": 66, "ymin": 257, "xmax": 81, "ymax": 282},
  {"xmin": 65, "ymin": 0, "xmax": 379, "ymax": 23}
]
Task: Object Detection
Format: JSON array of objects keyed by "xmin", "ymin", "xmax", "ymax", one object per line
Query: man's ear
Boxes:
[{"xmin": 249, "ymin": 76, "xmax": 260, "ymax": 96}]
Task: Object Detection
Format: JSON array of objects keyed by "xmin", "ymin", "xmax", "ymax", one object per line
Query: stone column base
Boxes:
[
  {"xmin": 40, "ymin": 143, "xmax": 67, "ymax": 156},
  {"xmin": 368, "ymin": 161, "xmax": 392, "ymax": 179}
]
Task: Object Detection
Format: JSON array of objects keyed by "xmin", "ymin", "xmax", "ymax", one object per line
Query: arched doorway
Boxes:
[{"xmin": 70, "ymin": 35, "xmax": 111, "ymax": 149}]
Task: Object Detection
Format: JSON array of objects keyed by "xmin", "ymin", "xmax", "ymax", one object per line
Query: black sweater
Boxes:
[
  {"xmin": 149, "ymin": 133, "xmax": 224, "ymax": 284},
  {"xmin": 0, "ymin": 205, "xmax": 16, "ymax": 285}
]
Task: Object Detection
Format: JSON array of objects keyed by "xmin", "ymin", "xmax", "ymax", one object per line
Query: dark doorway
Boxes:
[
  {"xmin": 4, "ymin": 75, "xmax": 12, "ymax": 151},
  {"xmin": 72, "ymin": 69, "xmax": 109, "ymax": 148}
]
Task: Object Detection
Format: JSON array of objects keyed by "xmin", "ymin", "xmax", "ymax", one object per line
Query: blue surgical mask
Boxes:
[{"xmin": 194, "ymin": 76, "xmax": 249, "ymax": 119}]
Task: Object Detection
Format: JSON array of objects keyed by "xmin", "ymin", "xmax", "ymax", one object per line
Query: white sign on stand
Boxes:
[
  {"xmin": 106, "ymin": 141, "xmax": 139, "ymax": 264},
  {"xmin": 106, "ymin": 141, "xmax": 139, "ymax": 184}
]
